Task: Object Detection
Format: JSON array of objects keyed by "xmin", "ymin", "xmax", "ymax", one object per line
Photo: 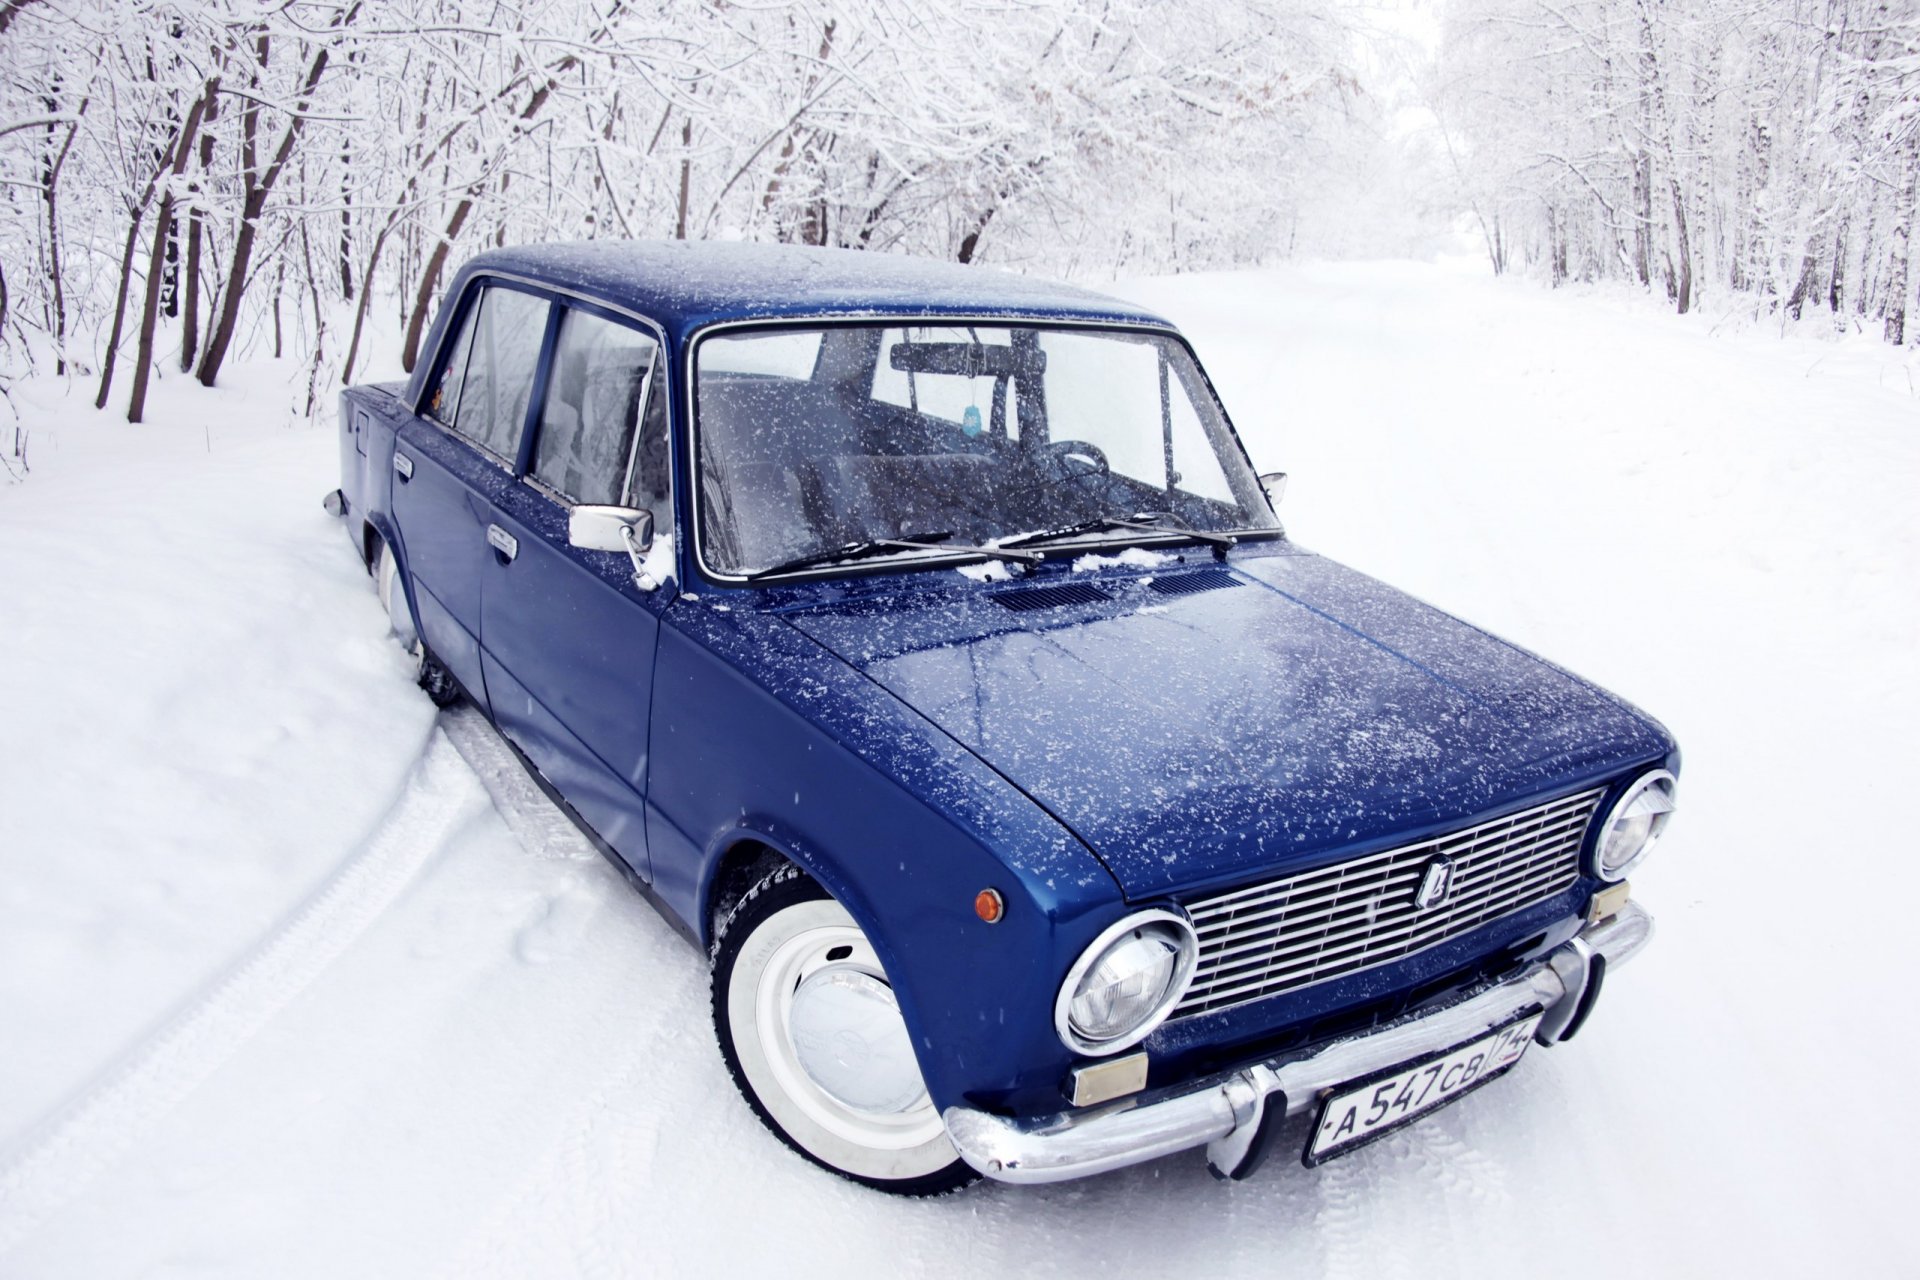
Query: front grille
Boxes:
[{"xmin": 1172, "ymin": 788, "xmax": 1602, "ymax": 1019}]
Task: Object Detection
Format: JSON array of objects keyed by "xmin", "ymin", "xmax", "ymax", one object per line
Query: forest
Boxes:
[
  {"xmin": 0, "ymin": 0, "xmax": 1914, "ymax": 429},
  {"xmin": 1435, "ymin": 0, "xmax": 1920, "ymax": 342}
]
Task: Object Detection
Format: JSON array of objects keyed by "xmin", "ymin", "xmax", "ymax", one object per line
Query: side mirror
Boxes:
[
  {"xmin": 569, "ymin": 504, "xmax": 652, "ymax": 553},
  {"xmin": 570, "ymin": 504, "xmax": 664, "ymax": 591},
  {"xmin": 1258, "ymin": 471, "xmax": 1288, "ymax": 508}
]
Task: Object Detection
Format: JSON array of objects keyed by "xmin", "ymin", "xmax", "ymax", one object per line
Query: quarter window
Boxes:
[
  {"xmin": 425, "ymin": 299, "xmax": 477, "ymax": 427},
  {"xmin": 533, "ymin": 308, "xmax": 660, "ymax": 509}
]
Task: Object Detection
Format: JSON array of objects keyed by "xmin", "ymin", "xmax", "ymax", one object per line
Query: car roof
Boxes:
[{"xmin": 453, "ymin": 240, "xmax": 1173, "ymax": 343}]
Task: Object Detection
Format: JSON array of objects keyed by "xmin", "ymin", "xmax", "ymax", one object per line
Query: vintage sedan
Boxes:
[{"xmin": 325, "ymin": 241, "xmax": 1676, "ymax": 1195}]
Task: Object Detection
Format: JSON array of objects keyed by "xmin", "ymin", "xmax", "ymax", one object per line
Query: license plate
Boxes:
[{"xmin": 1305, "ymin": 1011, "xmax": 1544, "ymax": 1166}]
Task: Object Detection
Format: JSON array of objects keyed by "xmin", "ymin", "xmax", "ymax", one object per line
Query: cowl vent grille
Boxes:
[
  {"xmin": 1147, "ymin": 568, "xmax": 1241, "ymax": 597},
  {"xmin": 990, "ymin": 582, "xmax": 1112, "ymax": 612}
]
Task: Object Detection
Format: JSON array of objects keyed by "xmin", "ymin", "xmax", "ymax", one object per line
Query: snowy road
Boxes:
[{"xmin": 3, "ymin": 263, "xmax": 1916, "ymax": 1276}]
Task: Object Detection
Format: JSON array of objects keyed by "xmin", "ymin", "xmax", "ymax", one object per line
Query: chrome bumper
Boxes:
[{"xmin": 944, "ymin": 900, "xmax": 1653, "ymax": 1184}]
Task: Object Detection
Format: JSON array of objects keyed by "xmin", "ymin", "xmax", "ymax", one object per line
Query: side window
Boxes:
[
  {"xmin": 449, "ymin": 285, "xmax": 549, "ymax": 463},
  {"xmin": 532, "ymin": 308, "xmax": 661, "ymax": 512}
]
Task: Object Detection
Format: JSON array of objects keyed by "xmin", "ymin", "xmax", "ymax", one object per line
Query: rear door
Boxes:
[
  {"xmin": 475, "ymin": 301, "xmax": 672, "ymax": 881},
  {"xmin": 391, "ymin": 281, "xmax": 550, "ymax": 699}
]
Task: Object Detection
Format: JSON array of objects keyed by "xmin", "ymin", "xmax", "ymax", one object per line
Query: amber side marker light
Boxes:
[{"xmin": 975, "ymin": 888, "xmax": 1005, "ymax": 924}]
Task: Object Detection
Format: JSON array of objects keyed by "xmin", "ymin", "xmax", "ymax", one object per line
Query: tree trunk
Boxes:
[
  {"xmin": 400, "ymin": 196, "xmax": 473, "ymax": 373},
  {"xmin": 339, "ymin": 139, "xmax": 354, "ymax": 300},
  {"xmin": 128, "ymin": 81, "xmax": 215, "ymax": 423},
  {"xmin": 400, "ymin": 75, "xmax": 563, "ymax": 372},
  {"xmin": 1885, "ymin": 142, "xmax": 1916, "ymax": 345},
  {"xmin": 1785, "ymin": 251, "xmax": 1818, "ymax": 321},
  {"xmin": 340, "ymin": 222, "xmax": 394, "ymax": 386},
  {"xmin": 95, "ymin": 89, "xmax": 207, "ymax": 410},
  {"xmin": 181, "ymin": 213, "xmax": 203, "ymax": 370},
  {"xmin": 40, "ymin": 100, "xmax": 80, "ymax": 375},
  {"xmin": 1633, "ymin": 149, "xmax": 1652, "ymax": 286},
  {"xmin": 180, "ymin": 89, "xmax": 215, "ymax": 371},
  {"xmin": 1825, "ymin": 218, "xmax": 1849, "ymax": 322},
  {"xmin": 195, "ymin": 18, "xmax": 348, "ymax": 388},
  {"xmin": 1669, "ymin": 176, "xmax": 1693, "ymax": 314},
  {"xmin": 0, "ymin": 0, "xmax": 43, "ymax": 37},
  {"xmin": 676, "ymin": 117, "xmax": 692, "ymax": 239}
]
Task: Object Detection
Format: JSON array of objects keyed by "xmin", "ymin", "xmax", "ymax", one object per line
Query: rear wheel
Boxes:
[
  {"xmin": 373, "ymin": 539, "xmax": 459, "ymax": 707},
  {"xmin": 711, "ymin": 864, "xmax": 974, "ymax": 1196}
]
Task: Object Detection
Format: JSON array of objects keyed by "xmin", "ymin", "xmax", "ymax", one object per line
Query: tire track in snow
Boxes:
[
  {"xmin": 439, "ymin": 705, "xmax": 597, "ymax": 866},
  {"xmin": 435, "ymin": 705, "xmax": 664, "ymax": 1280},
  {"xmin": 0, "ymin": 728, "xmax": 478, "ymax": 1254}
]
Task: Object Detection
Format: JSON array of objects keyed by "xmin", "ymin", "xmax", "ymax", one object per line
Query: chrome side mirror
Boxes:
[
  {"xmin": 569, "ymin": 504, "xmax": 652, "ymax": 553},
  {"xmin": 570, "ymin": 504, "xmax": 662, "ymax": 590},
  {"xmin": 1258, "ymin": 471, "xmax": 1288, "ymax": 508}
]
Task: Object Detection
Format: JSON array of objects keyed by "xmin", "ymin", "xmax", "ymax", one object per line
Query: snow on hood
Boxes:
[{"xmin": 783, "ymin": 551, "xmax": 1672, "ymax": 899}]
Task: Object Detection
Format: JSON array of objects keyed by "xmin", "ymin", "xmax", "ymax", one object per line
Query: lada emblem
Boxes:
[{"xmin": 1414, "ymin": 855, "xmax": 1456, "ymax": 909}]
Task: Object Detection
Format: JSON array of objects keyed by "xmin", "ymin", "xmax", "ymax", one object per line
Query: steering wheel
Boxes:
[{"xmin": 1037, "ymin": 438, "xmax": 1111, "ymax": 483}]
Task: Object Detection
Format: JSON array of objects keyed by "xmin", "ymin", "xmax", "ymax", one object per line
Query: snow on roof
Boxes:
[{"xmin": 455, "ymin": 240, "xmax": 1172, "ymax": 340}]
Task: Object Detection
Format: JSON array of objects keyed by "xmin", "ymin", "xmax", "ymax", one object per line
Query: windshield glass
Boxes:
[{"xmin": 694, "ymin": 323, "xmax": 1279, "ymax": 578}]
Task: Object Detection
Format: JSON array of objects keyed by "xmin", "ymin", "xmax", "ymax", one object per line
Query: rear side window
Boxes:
[
  {"xmin": 441, "ymin": 285, "xmax": 549, "ymax": 463},
  {"xmin": 532, "ymin": 308, "xmax": 660, "ymax": 509}
]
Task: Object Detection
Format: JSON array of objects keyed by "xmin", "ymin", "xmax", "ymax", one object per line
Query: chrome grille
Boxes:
[{"xmin": 1172, "ymin": 788, "xmax": 1602, "ymax": 1019}]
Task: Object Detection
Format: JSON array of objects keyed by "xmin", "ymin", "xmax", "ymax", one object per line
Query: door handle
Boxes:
[
  {"xmin": 393, "ymin": 452, "xmax": 414, "ymax": 481},
  {"xmin": 487, "ymin": 524, "xmax": 518, "ymax": 563}
]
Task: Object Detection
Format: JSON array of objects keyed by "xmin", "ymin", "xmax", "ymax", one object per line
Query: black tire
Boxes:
[
  {"xmin": 415, "ymin": 648, "xmax": 460, "ymax": 708},
  {"xmin": 710, "ymin": 864, "xmax": 977, "ymax": 1197},
  {"xmin": 373, "ymin": 539, "xmax": 460, "ymax": 708}
]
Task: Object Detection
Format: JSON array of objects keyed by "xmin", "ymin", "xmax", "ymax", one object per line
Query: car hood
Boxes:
[{"xmin": 782, "ymin": 549, "xmax": 1673, "ymax": 899}]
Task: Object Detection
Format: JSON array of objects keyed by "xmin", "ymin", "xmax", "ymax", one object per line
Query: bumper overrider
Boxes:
[{"xmin": 944, "ymin": 900, "xmax": 1653, "ymax": 1184}]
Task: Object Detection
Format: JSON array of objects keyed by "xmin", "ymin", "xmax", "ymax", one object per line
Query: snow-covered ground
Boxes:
[{"xmin": 2, "ymin": 262, "xmax": 1916, "ymax": 1276}]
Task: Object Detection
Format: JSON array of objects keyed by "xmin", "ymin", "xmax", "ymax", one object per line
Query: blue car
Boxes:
[{"xmin": 327, "ymin": 241, "xmax": 1677, "ymax": 1195}]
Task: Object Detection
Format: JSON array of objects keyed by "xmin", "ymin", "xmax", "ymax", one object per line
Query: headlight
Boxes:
[
  {"xmin": 1591, "ymin": 769, "xmax": 1677, "ymax": 881},
  {"xmin": 1055, "ymin": 909, "xmax": 1198, "ymax": 1056}
]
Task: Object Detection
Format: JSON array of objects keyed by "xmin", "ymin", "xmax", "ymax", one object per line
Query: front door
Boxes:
[{"xmin": 476, "ymin": 302, "xmax": 672, "ymax": 882}]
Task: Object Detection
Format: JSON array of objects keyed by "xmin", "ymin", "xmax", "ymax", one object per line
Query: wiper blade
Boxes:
[
  {"xmin": 745, "ymin": 531, "xmax": 1039, "ymax": 581},
  {"xmin": 1001, "ymin": 511, "xmax": 1238, "ymax": 552}
]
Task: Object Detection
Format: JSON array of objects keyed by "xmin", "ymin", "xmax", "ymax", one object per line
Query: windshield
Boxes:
[{"xmin": 694, "ymin": 323, "xmax": 1279, "ymax": 578}]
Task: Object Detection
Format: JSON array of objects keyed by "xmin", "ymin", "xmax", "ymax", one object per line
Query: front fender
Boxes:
[{"xmin": 647, "ymin": 599, "xmax": 1130, "ymax": 1116}]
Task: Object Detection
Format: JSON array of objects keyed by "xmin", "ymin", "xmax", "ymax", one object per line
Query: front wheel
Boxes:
[{"xmin": 711, "ymin": 864, "xmax": 975, "ymax": 1196}]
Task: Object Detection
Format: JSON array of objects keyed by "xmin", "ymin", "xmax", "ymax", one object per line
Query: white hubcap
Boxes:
[{"xmin": 729, "ymin": 897, "xmax": 954, "ymax": 1180}]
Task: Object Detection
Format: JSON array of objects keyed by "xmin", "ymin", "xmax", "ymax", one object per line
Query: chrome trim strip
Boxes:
[
  {"xmin": 1172, "ymin": 789, "xmax": 1604, "ymax": 1019},
  {"xmin": 942, "ymin": 901, "xmax": 1653, "ymax": 1185}
]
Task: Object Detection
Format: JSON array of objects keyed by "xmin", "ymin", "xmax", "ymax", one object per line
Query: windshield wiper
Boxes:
[
  {"xmin": 1001, "ymin": 511, "xmax": 1238, "ymax": 553},
  {"xmin": 746, "ymin": 530, "xmax": 1040, "ymax": 581}
]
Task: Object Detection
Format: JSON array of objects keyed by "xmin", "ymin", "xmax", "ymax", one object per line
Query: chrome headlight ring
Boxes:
[
  {"xmin": 1054, "ymin": 908, "xmax": 1200, "ymax": 1058},
  {"xmin": 1590, "ymin": 769, "xmax": 1677, "ymax": 882}
]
